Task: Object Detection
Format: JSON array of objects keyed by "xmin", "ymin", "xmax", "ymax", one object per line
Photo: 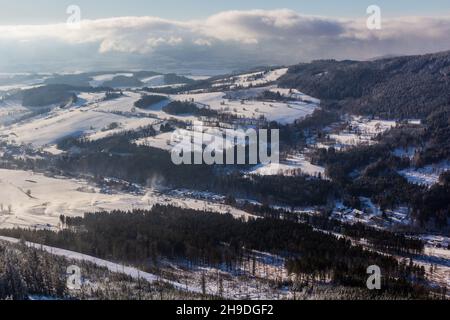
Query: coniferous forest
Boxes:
[{"xmin": 0, "ymin": 205, "xmax": 443, "ymax": 300}]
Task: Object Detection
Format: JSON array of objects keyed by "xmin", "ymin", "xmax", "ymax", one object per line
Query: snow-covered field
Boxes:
[
  {"xmin": 183, "ymin": 75, "xmax": 210, "ymax": 81},
  {"xmin": 4, "ymin": 109, "xmax": 114, "ymax": 146},
  {"xmin": 0, "ymin": 79, "xmax": 320, "ymax": 149},
  {"xmin": 90, "ymin": 73, "xmax": 191, "ymax": 89},
  {"xmin": 393, "ymin": 147, "xmax": 418, "ymax": 160},
  {"xmin": 89, "ymin": 73, "xmax": 134, "ymax": 87},
  {"xmin": 399, "ymin": 161, "xmax": 450, "ymax": 187},
  {"xmin": 0, "ymin": 169, "xmax": 252, "ymax": 230},
  {"xmin": 135, "ymin": 126, "xmax": 250, "ymax": 154},
  {"xmin": 75, "ymin": 92, "xmax": 107, "ymax": 105},
  {"xmin": 409, "ymin": 244, "xmax": 450, "ymax": 291},
  {"xmin": 332, "ymin": 199, "xmax": 410, "ymax": 227},
  {"xmin": 212, "ymin": 68, "xmax": 288, "ymax": 89},
  {"xmin": 0, "ymin": 74, "xmax": 48, "ymax": 92},
  {"xmin": 0, "ymin": 99, "xmax": 31, "ymax": 125},
  {"xmin": 318, "ymin": 116, "xmax": 397, "ymax": 150},
  {"xmin": 0, "ymin": 92, "xmax": 159, "ymax": 147},
  {"xmin": 1, "ymin": 106, "xmax": 157, "ymax": 147},
  {"xmin": 141, "ymin": 75, "xmax": 165, "ymax": 86},
  {"xmin": 420, "ymin": 235, "xmax": 450, "ymax": 248},
  {"xmin": 0, "ymin": 83, "xmax": 43, "ymax": 92},
  {"xmin": 135, "ymin": 131, "xmax": 174, "ymax": 151},
  {"xmin": 173, "ymin": 89, "xmax": 318, "ymax": 125},
  {"xmin": 248, "ymin": 154, "xmax": 325, "ymax": 178}
]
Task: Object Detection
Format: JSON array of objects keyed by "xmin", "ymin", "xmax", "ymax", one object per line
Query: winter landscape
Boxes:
[{"xmin": 0, "ymin": 0, "xmax": 449, "ymax": 303}]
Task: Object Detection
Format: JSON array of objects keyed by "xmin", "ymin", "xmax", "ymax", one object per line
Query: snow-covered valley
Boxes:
[{"xmin": 0, "ymin": 168, "xmax": 252, "ymax": 230}]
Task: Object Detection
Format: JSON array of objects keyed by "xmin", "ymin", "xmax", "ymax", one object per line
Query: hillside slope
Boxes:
[{"xmin": 279, "ymin": 51, "xmax": 450, "ymax": 119}]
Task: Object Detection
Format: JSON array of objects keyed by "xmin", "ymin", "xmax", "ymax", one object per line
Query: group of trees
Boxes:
[
  {"xmin": 273, "ymin": 109, "xmax": 341, "ymax": 149},
  {"xmin": 0, "ymin": 242, "xmax": 67, "ymax": 299},
  {"xmin": 0, "ymin": 241, "xmax": 201, "ymax": 300},
  {"xmin": 21, "ymin": 85, "xmax": 77, "ymax": 107},
  {"xmin": 259, "ymin": 90, "xmax": 293, "ymax": 102},
  {"xmin": 134, "ymin": 95, "xmax": 168, "ymax": 110},
  {"xmin": 215, "ymin": 173, "xmax": 336, "ymax": 207},
  {"xmin": 0, "ymin": 205, "xmax": 435, "ymax": 299},
  {"xmin": 231, "ymin": 201, "xmax": 425, "ymax": 254},
  {"xmin": 9, "ymin": 84, "xmax": 107, "ymax": 107},
  {"xmin": 162, "ymin": 100, "xmax": 219, "ymax": 117}
]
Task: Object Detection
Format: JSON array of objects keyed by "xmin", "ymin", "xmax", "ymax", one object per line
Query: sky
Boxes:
[
  {"xmin": 0, "ymin": 1, "xmax": 449, "ymax": 73},
  {"xmin": 1, "ymin": 0, "xmax": 449, "ymax": 23}
]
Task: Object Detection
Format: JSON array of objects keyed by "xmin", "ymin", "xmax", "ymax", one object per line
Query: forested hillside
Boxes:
[{"xmin": 279, "ymin": 51, "xmax": 450, "ymax": 119}]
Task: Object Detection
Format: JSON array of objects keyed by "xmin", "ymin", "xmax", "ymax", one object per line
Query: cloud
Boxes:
[
  {"xmin": 202, "ymin": 9, "xmax": 346, "ymax": 43},
  {"xmin": 0, "ymin": 9, "xmax": 449, "ymax": 72},
  {"xmin": 194, "ymin": 39, "xmax": 212, "ymax": 46}
]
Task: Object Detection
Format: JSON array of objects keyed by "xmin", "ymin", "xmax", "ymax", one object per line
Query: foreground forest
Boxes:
[
  {"xmin": 1, "ymin": 205, "xmax": 446, "ymax": 300},
  {"xmin": 0, "ymin": 239, "xmax": 205, "ymax": 300}
]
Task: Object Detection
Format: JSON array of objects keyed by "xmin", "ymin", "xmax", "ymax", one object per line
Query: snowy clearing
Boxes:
[
  {"xmin": 172, "ymin": 88, "xmax": 318, "ymax": 125},
  {"xmin": 212, "ymin": 68, "xmax": 288, "ymax": 89},
  {"xmin": 399, "ymin": 161, "xmax": 450, "ymax": 187},
  {"xmin": 89, "ymin": 73, "xmax": 134, "ymax": 87},
  {"xmin": 393, "ymin": 147, "xmax": 418, "ymax": 160},
  {"xmin": 248, "ymin": 154, "xmax": 325, "ymax": 178},
  {"xmin": 0, "ymin": 92, "xmax": 158, "ymax": 146},
  {"xmin": 1, "ymin": 107, "xmax": 148, "ymax": 146},
  {"xmin": 0, "ymin": 169, "xmax": 252, "ymax": 230},
  {"xmin": 332, "ymin": 200, "xmax": 411, "ymax": 228},
  {"xmin": 0, "ymin": 99, "xmax": 31, "ymax": 125},
  {"xmin": 135, "ymin": 126, "xmax": 251, "ymax": 154},
  {"xmin": 318, "ymin": 116, "xmax": 397, "ymax": 150},
  {"xmin": 0, "ymin": 85, "xmax": 320, "ymax": 149}
]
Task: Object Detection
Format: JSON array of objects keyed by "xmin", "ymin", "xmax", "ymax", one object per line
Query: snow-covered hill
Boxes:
[
  {"xmin": 212, "ymin": 68, "xmax": 289, "ymax": 89},
  {"xmin": 173, "ymin": 87, "xmax": 318, "ymax": 125},
  {"xmin": 0, "ymin": 81, "xmax": 320, "ymax": 149}
]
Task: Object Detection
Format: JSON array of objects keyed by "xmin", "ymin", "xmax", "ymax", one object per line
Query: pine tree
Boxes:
[{"xmin": 201, "ymin": 272, "xmax": 206, "ymax": 297}]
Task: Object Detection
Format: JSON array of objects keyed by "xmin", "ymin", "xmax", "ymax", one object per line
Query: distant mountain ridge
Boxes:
[{"xmin": 44, "ymin": 71, "xmax": 195, "ymax": 88}]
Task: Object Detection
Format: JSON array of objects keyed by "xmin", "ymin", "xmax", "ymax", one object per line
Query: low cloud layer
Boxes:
[{"xmin": 1, "ymin": 9, "xmax": 450, "ymax": 72}]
